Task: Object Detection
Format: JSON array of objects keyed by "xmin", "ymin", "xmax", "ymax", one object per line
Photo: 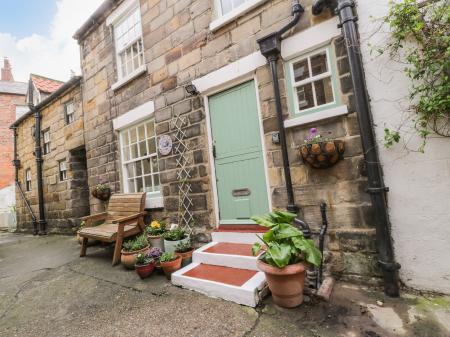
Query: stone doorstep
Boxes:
[
  {"xmin": 194, "ymin": 242, "xmax": 258, "ymax": 270},
  {"xmin": 171, "ymin": 262, "xmax": 267, "ymax": 307},
  {"xmin": 211, "ymin": 230, "xmax": 264, "ymax": 244}
]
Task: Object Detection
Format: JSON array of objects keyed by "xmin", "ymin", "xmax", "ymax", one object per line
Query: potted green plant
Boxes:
[
  {"xmin": 91, "ymin": 183, "xmax": 111, "ymax": 201},
  {"xmin": 159, "ymin": 252, "xmax": 182, "ymax": 280},
  {"xmin": 299, "ymin": 128, "xmax": 345, "ymax": 169},
  {"xmin": 175, "ymin": 239, "xmax": 194, "ymax": 267},
  {"xmin": 252, "ymin": 211, "xmax": 322, "ymax": 308},
  {"xmin": 146, "ymin": 220, "xmax": 167, "ymax": 251},
  {"xmin": 163, "ymin": 225, "xmax": 189, "ymax": 253},
  {"xmin": 134, "ymin": 252, "xmax": 155, "ymax": 279},
  {"xmin": 120, "ymin": 234, "xmax": 150, "ymax": 269}
]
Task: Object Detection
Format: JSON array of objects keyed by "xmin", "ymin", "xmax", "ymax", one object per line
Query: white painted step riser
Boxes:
[
  {"xmin": 193, "ymin": 250, "xmax": 258, "ymax": 271},
  {"xmin": 172, "ymin": 263, "xmax": 267, "ymax": 307},
  {"xmin": 211, "ymin": 232, "xmax": 262, "ymax": 244}
]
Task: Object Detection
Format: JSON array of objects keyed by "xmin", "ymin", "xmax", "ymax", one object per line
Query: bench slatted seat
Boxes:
[{"xmin": 78, "ymin": 192, "xmax": 146, "ymax": 266}]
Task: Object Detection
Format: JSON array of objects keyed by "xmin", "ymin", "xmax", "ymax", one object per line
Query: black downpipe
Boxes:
[
  {"xmin": 313, "ymin": 0, "xmax": 400, "ymax": 297},
  {"xmin": 33, "ymin": 105, "xmax": 47, "ymax": 235},
  {"xmin": 318, "ymin": 202, "xmax": 329, "ymax": 286},
  {"xmin": 257, "ymin": 1, "xmax": 304, "ymax": 215},
  {"xmin": 12, "ymin": 127, "xmax": 38, "ymax": 234}
]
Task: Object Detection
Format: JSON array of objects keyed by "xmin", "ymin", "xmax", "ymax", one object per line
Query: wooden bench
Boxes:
[{"xmin": 78, "ymin": 192, "xmax": 146, "ymax": 266}]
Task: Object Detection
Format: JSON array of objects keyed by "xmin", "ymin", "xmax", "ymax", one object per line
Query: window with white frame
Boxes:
[
  {"xmin": 217, "ymin": 0, "xmax": 251, "ymax": 16},
  {"xmin": 25, "ymin": 169, "xmax": 32, "ymax": 191},
  {"xmin": 113, "ymin": 6, "xmax": 144, "ymax": 80},
  {"xmin": 59, "ymin": 160, "xmax": 67, "ymax": 181},
  {"xmin": 65, "ymin": 101, "xmax": 75, "ymax": 124},
  {"xmin": 120, "ymin": 119, "xmax": 160, "ymax": 195},
  {"xmin": 287, "ymin": 47, "xmax": 337, "ymax": 115},
  {"xmin": 43, "ymin": 129, "xmax": 51, "ymax": 155}
]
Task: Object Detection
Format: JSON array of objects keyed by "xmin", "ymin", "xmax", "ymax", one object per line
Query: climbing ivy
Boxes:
[{"xmin": 377, "ymin": 0, "xmax": 450, "ymax": 152}]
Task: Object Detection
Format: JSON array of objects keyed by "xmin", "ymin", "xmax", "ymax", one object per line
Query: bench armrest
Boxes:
[
  {"xmin": 81, "ymin": 212, "xmax": 107, "ymax": 227},
  {"xmin": 112, "ymin": 212, "xmax": 144, "ymax": 224}
]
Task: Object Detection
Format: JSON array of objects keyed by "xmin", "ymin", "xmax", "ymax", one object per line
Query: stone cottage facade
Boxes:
[{"xmin": 14, "ymin": 0, "xmax": 379, "ymax": 282}]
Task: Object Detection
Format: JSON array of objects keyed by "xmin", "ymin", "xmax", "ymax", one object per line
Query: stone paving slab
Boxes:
[{"xmin": 0, "ymin": 232, "xmax": 449, "ymax": 337}]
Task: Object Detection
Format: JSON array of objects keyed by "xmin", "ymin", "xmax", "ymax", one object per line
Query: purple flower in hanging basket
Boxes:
[{"xmin": 310, "ymin": 127, "xmax": 318, "ymax": 134}]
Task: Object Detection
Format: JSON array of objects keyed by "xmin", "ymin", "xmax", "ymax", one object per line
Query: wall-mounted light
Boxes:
[{"xmin": 185, "ymin": 84, "xmax": 199, "ymax": 96}]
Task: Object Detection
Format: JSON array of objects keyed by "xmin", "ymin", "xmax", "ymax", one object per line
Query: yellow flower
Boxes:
[{"xmin": 150, "ymin": 221, "xmax": 161, "ymax": 229}]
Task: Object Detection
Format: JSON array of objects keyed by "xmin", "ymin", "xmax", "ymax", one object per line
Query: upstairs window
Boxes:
[
  {"xmin": 65, "ymin": 101, "xmax": 75, "ymax": 125},
  {"xmin": 43, "ymin": 129, "xmax": 51, "ymax": 155},
  {"xmin": 218, "ymin": 0, "xmax": 250, "ymax": 15},
  {"xmin": 25, "ymin": 169, "xmax": 32, "ymax": 191},
  {"xmin": 59, "ymin": 160, "xmax": 67, "ymax": 181},
  {"xmin": 114, "ymin": 6, "xmax": 144, "ymax": 80},
  {"xmin": 286, "ymin": 47, "xmax": 339, "ymax": 115},
  {"xmin": 119, "ymin": 119, "xmax": 160, "ymax": 195}
]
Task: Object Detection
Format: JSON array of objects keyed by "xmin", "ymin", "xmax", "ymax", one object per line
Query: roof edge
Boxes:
[
  {"xmin": 11, "ymin": 76, "xmax": 82, "ymax": 128},
  {"xmin": 73, "ymin": 0, "xmax": 119, "ymax": 42}
]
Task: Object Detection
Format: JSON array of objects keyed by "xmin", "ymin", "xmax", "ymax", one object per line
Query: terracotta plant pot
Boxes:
[
  {"xmin": 299, "ymin": 140, "xmax": 345, "ymax": 169},
  {"xmin": 135, "ymin": 261, "xmax": 156, "ymax": 279},
  {"xmin": 160, "ymin": 254, "xmax": 182, "ymax": 280},
  {"xmin": 148, "ymin": 235, "xmax": 165, "ymax": 251},
  {"xmin": 257, "ymin": 259, "xmax": 306, "ymax": 308},
  {"xmin": 120, "ymin": 246, "xmax": 149, "ymax": 270},
  {"xmin": 176, "ymin": 249, "xmax": 194, "ymax": 267}
]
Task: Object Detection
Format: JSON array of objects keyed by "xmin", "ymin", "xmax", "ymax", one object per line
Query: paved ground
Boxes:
[{"xmin": 0, "ymin": 232, "xmax": 449, "ymax": 337}]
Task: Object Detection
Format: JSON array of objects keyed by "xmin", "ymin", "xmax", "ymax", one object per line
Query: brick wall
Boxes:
[{"xmin": 0, "ymin": 93, "xmax": 25, "ymax": 189}]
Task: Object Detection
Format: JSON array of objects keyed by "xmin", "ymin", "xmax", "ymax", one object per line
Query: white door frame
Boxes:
[{"xmin": 203, "ymin": 74, "xmax": 273, "ymax": 227}]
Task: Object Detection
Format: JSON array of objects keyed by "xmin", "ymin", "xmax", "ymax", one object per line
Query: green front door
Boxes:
[{"xmin": 209, "ymin": 81, "xmax": 269, "ymax": 225}]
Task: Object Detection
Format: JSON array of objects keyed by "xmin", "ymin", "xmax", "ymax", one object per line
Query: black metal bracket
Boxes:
[
  {"xmin": 378, "ymin": 260, "xmax": 401, "ymax": 272},
  {"xmin": 365, "ymin": 186, "xmax": 389, "ymax": 194}
]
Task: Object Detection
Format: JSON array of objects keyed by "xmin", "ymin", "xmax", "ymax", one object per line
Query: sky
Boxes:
[{"xmin": 0, "ymin": 0, "xmax": 104, "ymax": 82}]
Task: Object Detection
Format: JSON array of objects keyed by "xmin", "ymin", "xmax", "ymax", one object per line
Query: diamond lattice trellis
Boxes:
[{"xmin": 170, "ymin": 112, "xmax": 194, "ymax": 235}]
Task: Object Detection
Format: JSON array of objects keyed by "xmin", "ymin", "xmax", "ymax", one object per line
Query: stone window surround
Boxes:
[
  {"xmin": 210, "ymin": 0, "xmax": 268, "ymax": 32},
  {"xmin": 64, "ymin": 100, "xmax": 75, "ymax": 125},
  {"xmin": 59, "ymin": 160, "xmax": 67, "ymax": 182},
  {"xmin": 25, "ymin": 168, "xmax": 32, "ymax": 191},
  {"xmin": 112, "ymin": 101, "xmax": 163, "ymax": 209},
  {"xmin": 106, "ymin": 0, "xmax": 146, "ymax": 92},
  {"xmin": 42, "ymin": 129, "xmax": 51, "ymax": 155}
]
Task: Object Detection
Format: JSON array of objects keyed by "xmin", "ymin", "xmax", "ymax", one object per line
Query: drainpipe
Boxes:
[
  {"xmin": 312, "ymin": 0, "xmax": 400, "ymax": 297},
  {"xmin": 11, "ymin": 126, "xmax": 38, "ymax": 234},
  {"xmin": 257, "ymin": 0, "xmax": 304, "ymax": 215}
]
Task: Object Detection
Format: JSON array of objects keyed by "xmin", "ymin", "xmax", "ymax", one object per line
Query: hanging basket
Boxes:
[
  {"xmin": 299, "ymin": 140, "xmax": 345, "ymax": 169},
  {"xmin": 92, "ymin": 187, "xmax": 111, "ymax": 201}
]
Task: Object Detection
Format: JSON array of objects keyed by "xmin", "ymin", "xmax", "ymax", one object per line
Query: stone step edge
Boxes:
[
  {"xmin": 171, "ymin": 263, "xmax": 267, "ymax": 307},
  {"xmin": 193, "ymin": 242, "xmax": 258, "ymax": 271},
  {"xmin": 211, "ymin": 231, "xmax": 262, "ymax": 244}
]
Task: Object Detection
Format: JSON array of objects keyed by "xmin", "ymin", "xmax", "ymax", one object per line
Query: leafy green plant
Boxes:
[
  {"xmin": 376, "ymin": 0, "xmax": 450, "ymax": 152},
  {"xmin": 122, "ymin": 234, "xmax": 148, "ymax": 252},
  {"xmin": 252, "ymin": 211, "xmax": 322, "ymax": 269},
  {"xmin": 160, "ymin": 252, "xmax": 176, "ymax": 263},
  {"xmin": 163, "ymin": 228, "xmax": 186, "ymax": 241},
  {"xmin": 135, "ymin": 252, "xmax": 154, "ymax": 266},
  {"xmin": 303, "ymin": 127, "xmax": 330, "ymax": 145},
  {"xmin": 175, "ymin": 240, "xmax": 193, "ymax": 253},
  {"xmin": 95, "ymin": 183, "xmax": 110, "ymax": 192}
]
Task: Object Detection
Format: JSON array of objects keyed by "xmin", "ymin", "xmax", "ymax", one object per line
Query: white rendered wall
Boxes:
[
  {"xmin": 0, "ymin": 184, "xmax": 16, "ymax": 231},
  {"xmin": 357, "ymin": 0, "xmax": 450, "ymax": 294}
]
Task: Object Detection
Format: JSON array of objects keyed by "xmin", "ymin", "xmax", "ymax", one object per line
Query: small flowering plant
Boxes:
[
  {"xmin": 303, "ymin": 128, "xmax": 329, "ymax": 145},
  {"xmin": 146, "ymin": 220, "xmax": 167, "ymax": 236},
  {"xmin": 148, "ymin": 247, "xmax": 163, "ymax": 261},
  {"xmin": 135, "ymin": 252, "xmax": 154, "ymax": 266}
]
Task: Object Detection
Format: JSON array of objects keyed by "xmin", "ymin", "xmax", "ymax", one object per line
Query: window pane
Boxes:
[
  {"xmin": 153, "ymin": 174, "xmax": 160, "ymax": 191},
  {"xmin": 310, "ymin": 51, "xmax": 328, "ymax": 76},
  {"xmin": 131, "ymin": 144, "xmax": 138, "ymax": 159},
  {"xmin": 144, "ymin": 175, "xmax": 153, "ymax": 192},
  {"xmin": 147, "ymin": 138, "xmax": 156, "ymax": 155},
  {"xmin": 122, "ymin": 132, "xmax": 130, "ymax": 146},
  {"xmin": 296, "ymin": 83, "xmax": 314, "ymax": 111},
  {"xmin": 123, "ymin": 146, "xmax": 130, "ymax": 161},
  {"xmin": 293, "ymin": 58, "xmax": 309, "ymax": 82},
  {"xmin": 128, "ymin": 179, "xmax": 135, "ymax": 192},
  {"xmin": 138, "ymin": 125, "xmax": 145, "ymax": 141},
  {"xmin": 130, "ymin": 128, "xmax": 137, "ymax": 143},
  {"xmin": 136, "ymin": 160, "xmax": 142, "ymax": 176},
  {"xmin": 220, "ymin": 0, "xmax": 233, "ymax": 14},
  {"xmin": 136, "ymin": 177, "xmax": 143, "ymax": 192},
  {"xmin": 314, "ymin": 77, "xmax": 334, "ymax": 106},
  {"xmin": 143, "ymin": 158, "xmax": 151, "ymax": 175},
  {"xmin": 139, "ymin": 141, "xmax": 147, "ymax": 157},
  {"xmin": 146, "ymin": 121, "xmax": 155, "ymax": 138},
  {"xmin": 126, "ymin": 163, "xmax": 135, "ymax": 178},
  {"xmin": 151, "ymin": 157, "xmax": 159, "ymax": 174}
]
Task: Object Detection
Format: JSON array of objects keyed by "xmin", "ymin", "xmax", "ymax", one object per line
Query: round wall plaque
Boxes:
[{"xmin": 158, "ymin": 134, "xmax": 172, "ymax": 156}]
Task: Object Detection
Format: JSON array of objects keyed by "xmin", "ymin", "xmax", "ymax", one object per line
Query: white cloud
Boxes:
[{"xmin": 0, "ymin": 0, "xmax": 104, "ymax": 82}]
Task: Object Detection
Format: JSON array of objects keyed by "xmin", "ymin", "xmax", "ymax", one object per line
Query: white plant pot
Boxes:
[
  {"xmin": 148, "ymin": 235, "xmax": 165, "ymax": 251},
  {"xmin": 164, "ymin": 236, "xmax": 189, "ymax": 254}
]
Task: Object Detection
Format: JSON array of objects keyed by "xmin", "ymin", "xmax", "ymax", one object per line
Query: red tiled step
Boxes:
[
  {"xmin": 203, "ymin": 242, "xmax": 254, "ymax": 257},
  {"xmin": 183, "ymin": 264, "xmax": 257, "ymax": 287}
]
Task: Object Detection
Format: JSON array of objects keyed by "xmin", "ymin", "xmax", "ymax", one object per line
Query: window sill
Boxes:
[
  {"xmin": 284, "ymin": 105, "xmax": 348, "ymax": 128},
  {"xmin": 145, "ymin": 194, "xmax": 164, "ymax": 209},
  {"xmin": 209, "ymin": 0, "xmax": 268, "ymax": 32},
  {"xmin": 111, "ymin": 65, "xmax": 147, "ymax": 92}
]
